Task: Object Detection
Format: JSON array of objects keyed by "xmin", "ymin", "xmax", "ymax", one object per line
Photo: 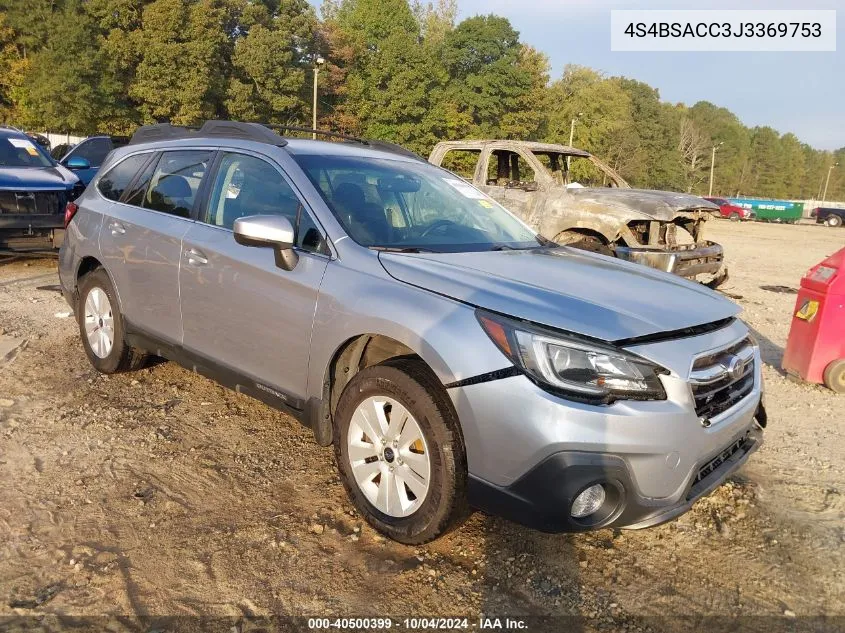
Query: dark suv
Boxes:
[
  {"xmin": 812, "ymin": 207, "xmax": 845, "ymax": 227},
  {"xmin": 0, "ymin": 126, "xmax": 84, "ymax": 250}
]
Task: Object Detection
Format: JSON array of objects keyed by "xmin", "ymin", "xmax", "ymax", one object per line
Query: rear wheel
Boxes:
[
  {"xmin": 823, "ymin": 359, "xmax": 845, "ymax": 394},
  {"xmin": 333, "ymin": 358, "xmax": 468, "ymax": 544},
  {"xmin": 77, "ymin": 268, "xmax": 147, "ymax": 374},
  {"xmin": 826, "ymin": 215, "xmax": 842, "ymax": 227}
]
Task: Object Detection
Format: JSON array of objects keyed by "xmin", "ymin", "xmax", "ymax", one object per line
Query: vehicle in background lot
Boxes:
[
  {"xmin": 811, "ymin": 206, "xmax": 845, "ymax": 227},
  {"xmin": 59, "ymin": 121, "xmax": 766, "ymax": 543},
  {"xmin": 703, "ymin": 196, "xmax": 755, "ymax": 221},
  {"xmin": 26, "ymin": 132, "xmax": 51, "ymax": 150},
  {"xmin": 429, "ymin": 140, "xmax": 726, "ymax": 286},
  {"xmin": 729, "ymin": 197, "xmax": 804, "ymax": 223},
  {"xmin": 0, "ymin": 126, "xmax": 83, "ymax": 251},
  {"xmin": 53, "ymin": 135, "xmax": 129, "ymax": 186}
]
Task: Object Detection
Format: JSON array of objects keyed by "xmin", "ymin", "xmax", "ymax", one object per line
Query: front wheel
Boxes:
[
  {"xmin": 333, "ymin": 359, "xmax": 468, "ymax": 544},
  {"xmin": 826, "ymin": 215, "xmax": 843, "ymax": 227},
  {"xmin": 730, "ymin": 212, "xmax": 740, "ymax": 222}
]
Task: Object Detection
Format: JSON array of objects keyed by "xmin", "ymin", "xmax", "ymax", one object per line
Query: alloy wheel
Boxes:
[
  {"xmin": 346, "ymin": 396, "xmax": 431, "ymax": 518},
  {"xmin": 83, "ymin": 287, "xmax": 114, "ymax": 359}
]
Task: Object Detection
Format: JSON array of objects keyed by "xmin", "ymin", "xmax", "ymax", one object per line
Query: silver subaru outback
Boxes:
[{"xmin": 58, "ymin": 121, "xmax": 766, "ymax": 544}]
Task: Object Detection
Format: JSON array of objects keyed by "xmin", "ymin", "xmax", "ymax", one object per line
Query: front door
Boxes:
[
  {"xmin": 99, "ymin": 149, "xmax": 213, "ymax": 345},
  {"xmin": 478, "ymin": 148, "xmax": 545, "ymax": 230},
  {"xmin": 179, "ymin": 150, "xmax": 330, "ymax": 406}
]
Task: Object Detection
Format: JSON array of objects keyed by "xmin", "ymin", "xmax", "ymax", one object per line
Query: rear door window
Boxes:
[
  {"xmin": 97, "ymin": 153, "xmax": 152, "ymax": 202},
  {"xmin": 139, "ymin": 151, "xmax": 213, "ymax": 218}
]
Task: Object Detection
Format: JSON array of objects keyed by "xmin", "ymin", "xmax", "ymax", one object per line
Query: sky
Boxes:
[{"xmin": 454, "ymin": 0, "xmax": 844, "ymax": 151}]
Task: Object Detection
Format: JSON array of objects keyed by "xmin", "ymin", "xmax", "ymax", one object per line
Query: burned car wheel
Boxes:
[{"xmin": 555, "ymin": 231, "xmax": 613, "ymax": 257}]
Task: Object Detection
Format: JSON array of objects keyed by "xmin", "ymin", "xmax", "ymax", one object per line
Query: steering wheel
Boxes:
[{"xmin": 420, "ymin": 219, "xmax": 458, "ymax": 238}]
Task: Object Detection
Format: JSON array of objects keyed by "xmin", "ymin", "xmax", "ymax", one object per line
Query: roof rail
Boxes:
[
  {"xmin": 265, "ymin": 125, "xmax": 425, "ymax": 160},
  {"xmin": 128, "ymin": 120, "xmax": 424, "ymax": 161},
  {"xmin": 129, "ymin": 121, "xmax": 288, "ymax": 146}
]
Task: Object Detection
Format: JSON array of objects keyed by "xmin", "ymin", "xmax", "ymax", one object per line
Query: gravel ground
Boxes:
[{"xmin": 0, "ymin": 220, "xmax": 843, "ymax": 632}]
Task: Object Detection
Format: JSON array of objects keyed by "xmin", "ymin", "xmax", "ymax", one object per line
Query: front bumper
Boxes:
[
  {"xmin": 451, "ymin": 319, "xmax": 764, "ymax": 532},
  {"xmin": 468, "ymin": 424, "xmax": 762, "ymax": 532},
  {"xmin": 615, "ymin": 240, "xmax": 724, "ymax": 278}
]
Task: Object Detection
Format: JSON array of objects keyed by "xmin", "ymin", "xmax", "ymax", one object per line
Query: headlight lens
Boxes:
[{"xmin": 477, "ymin": 311, "xmax": 667, "ymax": 403}]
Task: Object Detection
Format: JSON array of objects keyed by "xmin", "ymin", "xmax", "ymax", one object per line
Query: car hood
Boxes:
[
  {"xmin": 565, "ymin": 187, "xmax": 718, "ymax": 221},
  {"xmin": 0, "ymin": 165, "xmax": 80, "ymax": 190},
  {"xmin": 379, "ymin": 248, "xmax": 739, "ymax": 342}
]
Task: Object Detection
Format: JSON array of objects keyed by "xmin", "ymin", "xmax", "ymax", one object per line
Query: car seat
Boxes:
[
  {"xmin": 153, "ymin": 175, "xmax": 193, "ymax": 218},
  {"xmin": 333, "ymin": 182, "xmax": 391, "ymax": 244}
]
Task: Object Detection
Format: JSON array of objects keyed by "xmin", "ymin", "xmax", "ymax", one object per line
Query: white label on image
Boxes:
[{"xmin": 611, "ymin": 10, "xmax": 836, "ymax": 52}]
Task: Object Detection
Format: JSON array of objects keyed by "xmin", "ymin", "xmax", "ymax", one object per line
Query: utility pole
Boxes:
[
  {"xmin": 822, "ymin": 162, "xmax": 839, "ymax": 202},
  {"xmin": 708, "ymin": 142, "xmax": 723, "ymax": 197},
  {"xmin": 312, "ymin": 56, "xmax": 325, "ymax": 140},
  {"xmin": 567, "ymin": 112, "xmax": 583, "ymax": 172}
]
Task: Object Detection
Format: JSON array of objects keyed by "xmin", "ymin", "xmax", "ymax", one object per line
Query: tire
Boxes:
[
  {"xmin": 730, "ymin": 212, "xmax": 740, "ymax": 222},
  {"xmin": 77, "ymin": 267, "xmax": 147, "ymax": 374},
  {"xmin": 826, "ymin": 215, "xmax": 842, "ymax": 227},
  {"xmin": 823, "ymin": 359, "xmax": 845, "ymax": 394},
  {"xmin": 333, "ymin": 358, "xmax": 468, "ymax": 544}
]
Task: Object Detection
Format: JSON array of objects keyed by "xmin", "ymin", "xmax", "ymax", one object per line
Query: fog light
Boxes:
[{"xmin": 571, "ymin": 484, "xmax": 606, "ymax": 518}]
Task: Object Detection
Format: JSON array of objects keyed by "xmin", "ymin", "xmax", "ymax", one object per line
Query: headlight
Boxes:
[{"xmin": 477, "ymin": 310, "xmax": 667, "ymax": 404}]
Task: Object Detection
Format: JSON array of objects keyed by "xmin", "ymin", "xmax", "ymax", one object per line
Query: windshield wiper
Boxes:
[{"xmin": 370, "ymin": 246, "xmax": 439, "ymax": 253}]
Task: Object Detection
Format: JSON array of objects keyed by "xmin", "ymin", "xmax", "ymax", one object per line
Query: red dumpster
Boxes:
[{"xmin": 782, "ymin": 246, "xmax": 845, "ymax": 393}]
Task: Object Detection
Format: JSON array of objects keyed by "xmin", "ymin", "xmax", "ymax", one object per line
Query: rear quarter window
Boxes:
[{"xmin": 97, "ymin": 153, "xmax": 152, "ymax": 202}]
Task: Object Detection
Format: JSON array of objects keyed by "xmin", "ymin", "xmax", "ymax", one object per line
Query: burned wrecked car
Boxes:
[{"xmin": 429, "ymin": 140, "xmax": 725, "ymax": 285}]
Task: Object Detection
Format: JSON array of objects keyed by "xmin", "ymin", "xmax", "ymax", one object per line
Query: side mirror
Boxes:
[
  {"xmin": 233, "ymin": 215, "xmax": 298, "ymax": 271},
  {"xmin": 65, "ymin": 156, "xmax": 91, "ymax": 170}
]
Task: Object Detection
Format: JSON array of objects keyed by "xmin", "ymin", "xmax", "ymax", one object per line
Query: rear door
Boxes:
[
  {"xmin": 179, "ymin": 149, "xmax": 330, "ymax": 405},
  {"xmin": 99, "ymin": 149, "xmax": 213, "ymax": 346}
]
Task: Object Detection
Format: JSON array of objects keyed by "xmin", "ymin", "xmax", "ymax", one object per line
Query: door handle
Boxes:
[
  {"xmin": 184, "ymin": 248, "xmax": 208, "ymax": 266},
  {"xmin": 108, "ymin": 221, "xmax": 126, "ymax": 236}
]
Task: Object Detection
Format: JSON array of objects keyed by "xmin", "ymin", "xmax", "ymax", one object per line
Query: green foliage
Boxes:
[
  {"xmin": 442, "ymin": 15, "xmax": 545, "ymax": 139},
  {"xmin": 0, "ymin": 0, "xmax": 839, "ymax": 201}
]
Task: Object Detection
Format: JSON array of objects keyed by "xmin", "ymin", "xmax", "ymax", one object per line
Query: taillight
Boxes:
[{"xmin": 64, "ymin": 201, "xmax": 79, "ymax": 228}]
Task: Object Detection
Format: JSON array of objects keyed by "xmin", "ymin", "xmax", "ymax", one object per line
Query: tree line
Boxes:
[{"xmin": 1, "ymin": 0, "xmax": 842, "ymax": 201}]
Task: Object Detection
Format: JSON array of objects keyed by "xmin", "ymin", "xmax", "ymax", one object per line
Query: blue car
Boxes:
[
  {"xmin": 52, "ymin": 135, "xmax": 128, "ymax": 186},
  {"xmin": 0, "ymin": 126, "xmax": 84, "ymax": 250}
]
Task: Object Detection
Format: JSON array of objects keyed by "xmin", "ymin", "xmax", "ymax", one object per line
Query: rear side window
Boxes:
[
  {"xmin": 140, "ymin": 151, "xmax": 212, "ymax": 218},
  {"xmin": 68, "ymin": 138, "xmax": 113, "ymax": 166},
  {"xmin": 97, "ymin": 153, "xmax": 151, "ymax": 202}
]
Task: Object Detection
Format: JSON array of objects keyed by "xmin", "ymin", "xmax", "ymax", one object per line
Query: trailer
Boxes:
[{"xmin": 728, "ymin": 198, "xmax": 804, "ymax": 223}]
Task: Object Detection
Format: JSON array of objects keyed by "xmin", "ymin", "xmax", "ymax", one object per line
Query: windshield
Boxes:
[
  {"xmin": 532, "ymin": 151, "xmax": 626, "ymax": 188},
  {"xmin": 291, "ymin": 153, "xmax": 545, "ymax": 252},
  {"xmin": 0, "ymin": 136, "xmax": 55, "ymax": 168}
]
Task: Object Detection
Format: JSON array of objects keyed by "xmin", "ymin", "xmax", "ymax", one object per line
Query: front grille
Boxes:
[
  {"xmin": 691, "ymin": 433, "xmax": 749, "ymax": 487},
  {"xmin": 0, "ymin": 190, "xmax": 68, "ymax": 216},
  {"xmin": 690, "ymin": 337, "xmax": 756, "ymax": 420}
]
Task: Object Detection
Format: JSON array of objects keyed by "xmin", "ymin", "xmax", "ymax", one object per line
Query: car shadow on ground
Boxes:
[{"xmin": 477, "ymin": 514, "xmax": 587, "ymax": 631}]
